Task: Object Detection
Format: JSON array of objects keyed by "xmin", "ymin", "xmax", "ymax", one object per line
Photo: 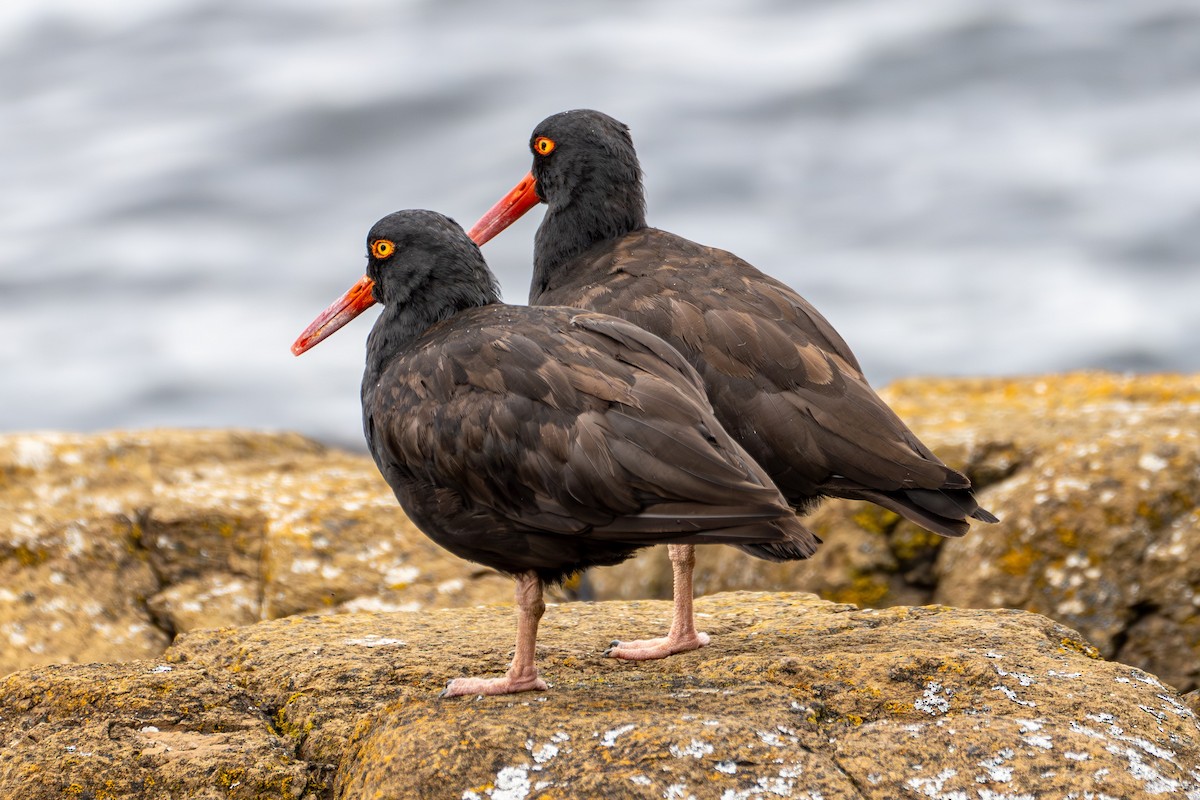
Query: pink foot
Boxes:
[
  {"xmin": 441, "ymin": 672, "xmax": 548, "ymax": 698},
  {"xmin": 604, "ymin": 631, "xmax": 710, "ymax": 661}
]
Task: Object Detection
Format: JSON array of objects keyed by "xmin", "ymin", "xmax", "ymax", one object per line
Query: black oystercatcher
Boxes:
[
  {"xmin": 291, "ymin": 210, "xmax": 818, "ymax": 696},
  {"xmin": 468, "ymin": 110, "xmax": 998, "ymax": 657}
]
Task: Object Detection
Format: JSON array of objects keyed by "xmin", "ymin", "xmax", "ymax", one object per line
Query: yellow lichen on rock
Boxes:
[
  {"xmin": 0, "ymin": 429, "xmax": 515, "ymax": 678},
  {"xmin": 1, "ymin": 592, "xmax": 1198, "ymax": 798}
]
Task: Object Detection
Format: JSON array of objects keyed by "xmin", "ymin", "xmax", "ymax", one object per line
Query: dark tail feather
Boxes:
[
  {"xmin": 924, "ymin": 487, "xmax": 998, "ymax": 526},
  {"xmin": 823, "ymin": 480, "xmax": 998, "ymax": 538},
  {"xmin": 971, "ymin": 507, "xmax": 1000, "ymax": 524},
  {"xmin": 903, "ymin": 488, "xmax": 979, "ymax": 521},
  {"xmin": 734, "ymin": 515, "xmax": 821, "ymax": 562}
]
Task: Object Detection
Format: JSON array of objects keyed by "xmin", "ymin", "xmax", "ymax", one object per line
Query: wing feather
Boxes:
[{"xmin": 366, "ymin": 304, "xmax": 804, "ymax": 551}]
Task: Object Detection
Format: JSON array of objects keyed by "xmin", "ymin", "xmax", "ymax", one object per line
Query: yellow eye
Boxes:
[
  {"xmin": 371, "ymin": 239, "xmax": 395, "ymax": 259},
  {"xmin": 533, "ymin": 136, "xmax": 556, "ymax": 156}
]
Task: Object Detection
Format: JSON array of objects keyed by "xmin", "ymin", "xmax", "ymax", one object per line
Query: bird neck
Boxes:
[
  {"xmin": 362, "ymin": 278, "xmax": 499, "ymax": 389},
  {"xmin": 531, "ymin": 181, "xmax": 646, "ymax": 298}
]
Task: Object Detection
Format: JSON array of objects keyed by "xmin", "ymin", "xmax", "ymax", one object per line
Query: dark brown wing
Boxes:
[
  {"xmin": 363, "ymin": 304, "xmax": 817, "ymax": 579},
  {"xmin": 535, "ymin": 228, "xmax": 995, "ymax": 536}
]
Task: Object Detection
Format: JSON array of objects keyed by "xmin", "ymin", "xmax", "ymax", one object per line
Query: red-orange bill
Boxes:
[
  {"xmin": 466, "ymin": 171, "xmax": 542, "ymax": 246},
  {"xmin": 291, "ymin": 274, "xmax": 377, "ymax": 356},
  {"xmin": 295, "ymin": 170, "xmax": 539, "ymax": 356}
]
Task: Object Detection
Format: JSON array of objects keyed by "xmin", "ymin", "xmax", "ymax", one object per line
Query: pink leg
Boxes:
[
  {"xmin": 442, "ymin": 571, "xmax": 550, "ymax": 697},
  {"xmin": 606, "ymin": 544, "xmax": 711, "ymax": 661}
]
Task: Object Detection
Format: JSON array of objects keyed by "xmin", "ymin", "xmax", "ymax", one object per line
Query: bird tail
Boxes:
[
  {"xmin": 733, "ymin": 514, "xmax": 821, "ymax": 562},
  {"xmin": 825, "ymin": 482, "xmax": 998, "ymax": 538}
]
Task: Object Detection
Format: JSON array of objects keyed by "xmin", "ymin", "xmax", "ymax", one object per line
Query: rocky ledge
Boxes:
[
  {"xmin": 3, "ymin": 371, "xmax": 1200, "ymax": 797},
  {"xmin": 3, "ymin": 371, "xmax": 1199, "ymax": 696},
  {"xmin": 2, "ymin": 592, "xmax": 1199, "ymax": 799}
]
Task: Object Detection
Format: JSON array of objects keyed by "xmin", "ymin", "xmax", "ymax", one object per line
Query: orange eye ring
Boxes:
[
  {"xmin": 371, "ymin": 239, "xmax": 395, "ymax": 259},
  {"xmin": 533, "ymin": 136, "xmax": 556, "ymax": 156}
]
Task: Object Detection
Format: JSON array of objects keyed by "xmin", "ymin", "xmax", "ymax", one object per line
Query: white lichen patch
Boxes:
[
  {"xmin": 716, "ymin": 761, "xmax": 738, "ymax": 775},
  {"xmin": 991, "ymin": 685, "xmax": 1036, "ymax": 708},
  {"xmin": 61, "ymin": 524, "xmax": 87, "ymax": 558},
  {"xmin": 462, "ymin": 764, "xmax": 531, "ymax": 800},
  {"xmin": 1067, "ymin": 708, "xmax": 1200, "ymax": 796},
  {"xmin": 1138, "ymin": 452, "xmax": 1169, "ymax": 472},
  {"xmin": 340, "ymin": 596, "xmax": 421, "ymax": 614},
  {"xmin": 1116, "ymin": 745, "xmax": 1182, "ymax": 795},
  {"xmin": 757, "ymin": 730, "xmax": 785, "ymax": 746},
  {"xmin": 531, "ymin": 743, "xmax": 558, "ymax": 764},
  {"xmin": 994, "ymin": 667, "xmax": 1036, "ymax": 688},
  {"xmin": 1154, "ymin": 693, "xmax": 1199, "ymax": 721},
  {"xmin": 906, "ymin": 768, "xmax": 964, "ymax": 800},
  {"xmin": 718, "ymin": 775, "xmax": 798, "ymax": 799},
  {"xmin": 915, "ymin": 682, "xmax": 952, "ymax": 715},
  {"xmin": 1053, "ymin": 476, "xmax": 1094, "ymax": 494},
  {"xmin": 290, "ymin": 557, "xmax": 320, "ymax": 575},
  {"xmin": 13, "ymin": 437, "xmax": 55, "ymax": 470},
  {"xmin": 600, "ymin": 723, "xmax": 635, "ymax": 747},
  {"xmin": 6, "ymin": 623, "xmax": 29, "ymax": 648},
  {"xmin": 1056, "ymin": 598, "xmax": 1088, "ymax": 616},
  {"xmin": 629, "ymin": 774, "xmax": 651, "ymax": 786},
  {"xmin": 670, "ymin": 739, "xmax": 714, "ymax": 759},
  {"xmin": 1131, "ymin": 671, "xmax": 1166, "ymax": 690},
  {"xmin": 354, "ymin": 540, "xmax": 396, "ymax": 562},
  {"xmin": 1022, "ymin": 734, "xmax": 1053, "ymax": 750},
  {"xmin": 384, "ymin": 564, "xmax": 420, "ymax": 587},
  {"xmin": 977, "ymin": 748, "xmax": 1016, "ymax": 783},
  {"xmin": 1140, "ymin": 705, "xmax": 1168, "ymax": 723},
  {"xmin": 664, "ymin": 783, "xmax": 694, "ymax": 799},
  {"xmin": 343, "ymin": 635, "xmax": 405, "ymax": 648}
]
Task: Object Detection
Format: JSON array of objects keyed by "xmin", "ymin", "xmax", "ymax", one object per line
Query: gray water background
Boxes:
[{"xmin": 3, "ymin": 0, "xmax": 1199, "ymax": 449}]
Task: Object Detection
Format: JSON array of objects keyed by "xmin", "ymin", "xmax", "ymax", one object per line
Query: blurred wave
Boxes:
[{"xmin": 2, "ymin": 0, "xmax": 1198, "ymax": 448}]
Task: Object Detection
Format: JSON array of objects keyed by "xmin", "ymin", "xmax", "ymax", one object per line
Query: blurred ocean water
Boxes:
[{"xmin": 2, "ymin": 0, "xmax": 1198, "ymax": 448}]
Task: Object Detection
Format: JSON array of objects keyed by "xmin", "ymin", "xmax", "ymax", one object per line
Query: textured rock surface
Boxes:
[
  {"xmin": 4, "ymin": 372, "xmax": 1198, "ymax": 697},
  {"xmin": 930, "ymin": 373, "xmax": 1200, "ymax": 695},
  {"xmin": 0, "ymin": 429, "xmax": 512, "ymax": 676},
  {"xmin": 0, "ymin": 661, "xmax": 308, "ymax": 798},
  {"xmin": 590, "ymin": 372, "xmax": 1200, "ymax": 693},
  {"xmin": 2, "ymin": 593, "xmax": 1198, "ymax": 799}
]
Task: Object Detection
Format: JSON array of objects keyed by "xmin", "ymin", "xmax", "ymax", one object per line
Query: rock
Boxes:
[
  {"xmin": 931, "ymin": 372, "xmax": 1200, "ymax": 694},
  {"xmin": 0, "ymin": 510, "xmax": 168, "ymax": 673},
  {"xmin": 0, "ymin": 660, "xmax": 309, "ymax": 799},
  {"xmin": 5, "ymin": 372, "xmax": 1199, "ymax": 695},
  {"xmin": 590, "ymin": 372, "xmax": 1200, "ymax": 694},
  {"xmin": 0, "ymin": 429, "xmax": 512, "ymax": 675},
  {"xmin": 1, "ymin": 593, "xmax": 1198, "ymax": 799}
]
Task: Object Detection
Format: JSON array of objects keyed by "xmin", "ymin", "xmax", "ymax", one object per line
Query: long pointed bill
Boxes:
[
  {"xmin": 466, "ymin": 171, "xmax": 542, "ymax": 246},
  {"xmin": 291, "ymin": 274, "xmax": 377, "ymax": 356}
]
